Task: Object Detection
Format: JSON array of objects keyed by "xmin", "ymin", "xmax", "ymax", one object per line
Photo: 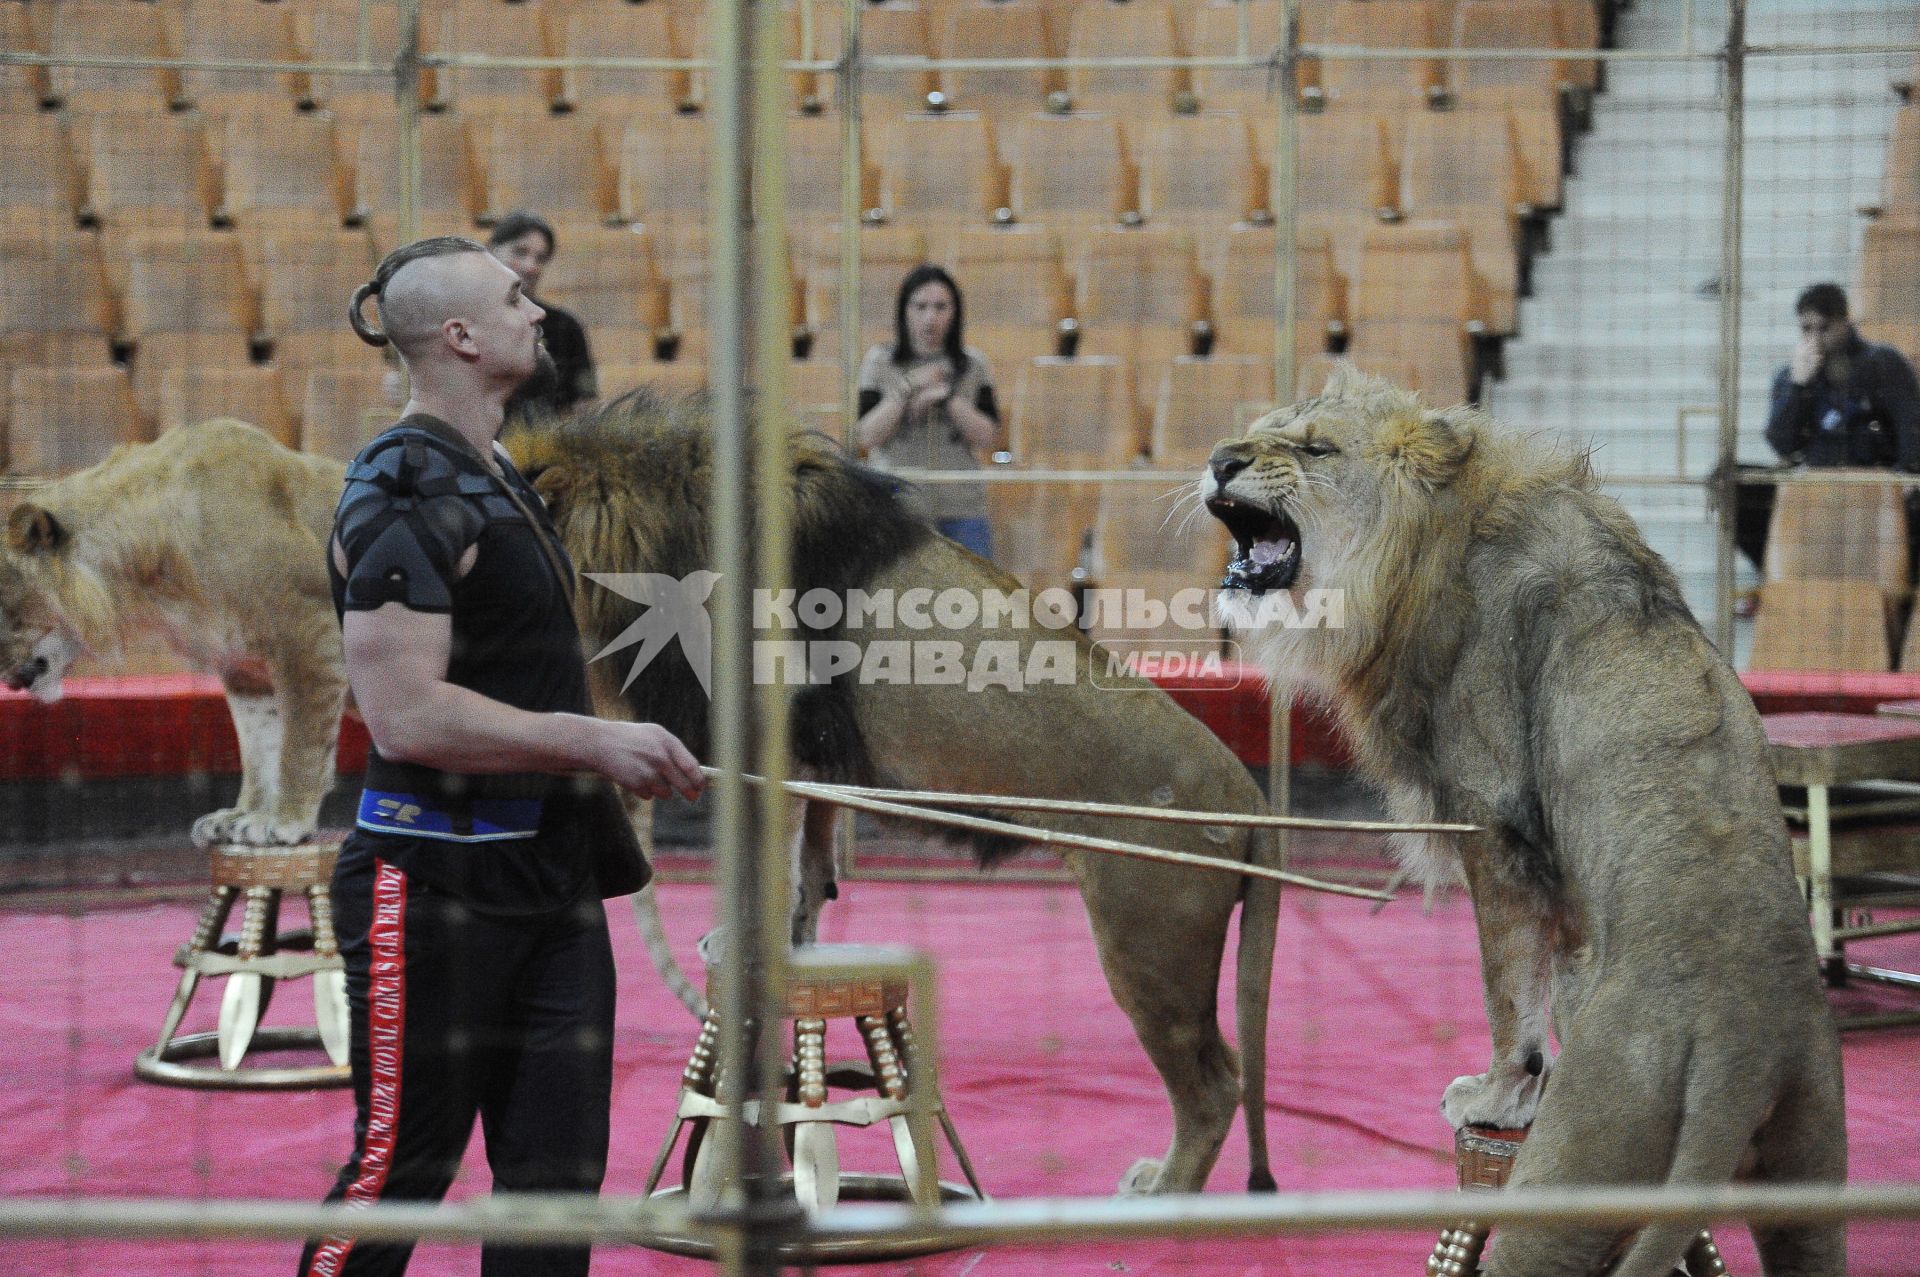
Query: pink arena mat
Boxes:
[{"xmin": 1, "ymin": 879, "xmax": 1915, "ymax": 1275}]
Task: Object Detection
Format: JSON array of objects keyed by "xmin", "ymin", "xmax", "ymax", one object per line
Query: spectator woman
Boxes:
[{"xmin": 855, "ymin": 264, "xmax": 1002, "ymax": 559}]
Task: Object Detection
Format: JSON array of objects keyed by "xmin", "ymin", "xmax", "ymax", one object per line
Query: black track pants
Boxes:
[{"xmin": 298, "ymin": 843, "xmax": 616, "ymax": 1277}]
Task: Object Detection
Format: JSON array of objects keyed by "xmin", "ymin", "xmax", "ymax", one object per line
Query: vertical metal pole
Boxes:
[
  {"xmin": 838, "ymin": 0, "xmax": 864, "ymax": 449},
  {"xmin": 1265, "ymin": 0, "xmax": 1300, "ymax": 844},
  {"xmin": 1713, "ymin": 0, "xmax": 1746, "ymax": 656},
  {"xmin": 748, "ymin": 0, "xmax": 797, "ymax": 1221},
  {"xmin": 702, "ymin": 0, "xmax": 765, "ymax": 1271},
  {"xmin": 834, "ymin": 0, "xmax": 866, "ymax": 882},
  {"xmin": 395, "ymin": 0, "xmax": 421, "ymax": 244}
]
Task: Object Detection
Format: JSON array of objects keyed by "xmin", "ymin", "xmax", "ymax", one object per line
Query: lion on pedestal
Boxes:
[{"xmin": 1203, "ymin": 365, "xmax": 1845, "ymax": 1276}]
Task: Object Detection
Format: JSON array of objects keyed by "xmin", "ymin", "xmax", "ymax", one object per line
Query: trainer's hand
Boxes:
[
  {"xmin": 593, "ymin": 720, "xmax": 706, "ymax": 802},
  {"xmin": 1790, "ymin": 333, "xmax": 1823, "ymax": 385}
]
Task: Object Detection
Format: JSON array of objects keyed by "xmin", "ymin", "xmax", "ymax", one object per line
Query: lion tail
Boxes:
[
  {"xmin": 1236, "ymin": 825, "xmax": 1283, "ymax": 1193},
  {"xmin": 631, "ymin": 882, "xmax": 709, "ymax": 1019}
]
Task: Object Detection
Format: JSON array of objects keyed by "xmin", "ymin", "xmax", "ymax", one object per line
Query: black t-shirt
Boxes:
[
  {"xmin": 506, "ymin": 300, "xmax": 596, "ymax": 421},
  {"xmin": 330, "ymin": 415, "xmax": 596, "ymax": 914}
]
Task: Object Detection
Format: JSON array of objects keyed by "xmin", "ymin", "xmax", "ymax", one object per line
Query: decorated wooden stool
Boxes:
[
  {"xmin": 642, "ymin": 950, "xmax": 984, "ymax": 1259},
  {"xmin": 134, "ymin": 842, "xmax": 350, "ymax": 1090},
  {"xmin": 1427, "ymin": 1126, "xmax": 1731, "ymax": 1276}
]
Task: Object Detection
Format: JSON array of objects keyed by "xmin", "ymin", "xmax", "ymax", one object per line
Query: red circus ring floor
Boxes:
[{"xmin": 0, "ymin": 877, "xmax": 1915, "ymax": 1274}]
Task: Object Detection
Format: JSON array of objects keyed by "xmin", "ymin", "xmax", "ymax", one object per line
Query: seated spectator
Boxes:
[
  {"xmin": 1735, "ymin": 283, "xmax": 1920, "ymax": 592},
  {"xmin": 489, "ymin": 211, "xmax": 598, "ymax": 421}
]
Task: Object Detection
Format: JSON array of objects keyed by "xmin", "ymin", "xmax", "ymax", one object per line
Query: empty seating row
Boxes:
[
  {"xmin": 2, "ymin": 0, "xmax": 1602, "ymax": 121},
  {"xmin": 0, "ymin": 357, "xmax": 399, "ymax": 473}
]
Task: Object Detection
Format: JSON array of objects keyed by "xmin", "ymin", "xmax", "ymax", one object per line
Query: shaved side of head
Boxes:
[
  {"xmin": 351, "ymin": 235, "xmax": 491, "ymax": 357},
  {"xmin": 380, "ymin": 250, "xmax": 509, "ymax": 359}
]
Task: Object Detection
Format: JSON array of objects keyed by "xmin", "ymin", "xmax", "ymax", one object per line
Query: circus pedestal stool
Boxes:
[
  {"xmin": 1427, "ymin": 1126, "xmax": 1731, "ymax": 1276},
  {"xmin": 642, "ymin": 951, "xmax": 986, "ymax": 1262},
  {"xmin": 134, "ymin": 841, "xmax": 351, "ymax": 1090}
]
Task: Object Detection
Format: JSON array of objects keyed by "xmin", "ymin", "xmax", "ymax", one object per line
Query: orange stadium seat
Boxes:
[
  {"xmin": 937, "ymin": 0, "xmax": 1059, "ymax": 134},
  {"xmin": 1071, "ymin": 228, "xmax": 1209, "ymax": 419},
  {"xmin": 301, "ymin": 364, "xmax": 398, "ymax": 461},
  {"xmin": 302, "ymin": 1, "xmax": 408, "ymax": 120},
  {"xmin": 157, "ymin": 366, "xmax": 296, "ymax": 446},
  {"xmin": 351, "ymin": 115, "xmax": 480, "ymax": 245},
  {"xmin": 783, "ymin": 112, "xmax": 879, "ymax": 223},
  {"xmin": 1087, "ymin": 480, "xmax": 1233, "ymax": 644},
  {"xmin": 1150, "ymin": 354, "xmax": 1276, "ymax": 468},
  {"xmin": 1346, "ymin": 219, "xmax": 1481, "ymax": 404},
  {"xmin": 799, "ymin": 223, "xmax": 928, "ymax": 363},
  {"xmin": 1006, "ymin": 112, "xmax": 1137, "ymax": 232},
  {"xmin": 1398, "ymin": 109, "xmax": 1525, "ymax": 332},
  {"xmin": 1763, "ymin": 480, "xmax": 1911, "ymax": 604},
  {"xmin": 44, "ymin": 0, "xmax": 178, "ymax": 113},
  {"xmin": 1066, "ymin": 0, "xmax": 1187, "ymax": 114},
  {"xmin": 1189, "ymin": 0, "xmax": 1286, "ymax": 114},
  {"xmin": 1871, "ymin": 104, "xmax": 1920, "ymax": 222},
  {"xmin": 1315, "ymin": 0, "xmax": 1443, "ymax": 107},
  {"xmin": 118, "ymin": 230, "xmax": 260, "ymax": 421},
  {"xmin": 0, "ymin": 231, "xmax": 117, "ymax": 371},
  {"xmin": 875, "ymin": 112, "xmax": 1006, "ymax": 251},
  {"xmin": 1283, "ymin": 110, "xmax": 1399, "ymax": 276},
  {"xmin": 1139, "ymin": 111, "xmax": 1263, "ymax": 257},
  {"xmin": 1552, "ymin": 0, "xmax": 1601, "ymax": 89},
  {"xmin": 1446, "ymin": 0, "xmax": 1570, "ymax": 113},
  {"xmin": 428, "ymin": 0, "xmax": 557, "ymax": 114},
  {"xmin": 1750, "ymin": 579, "xmax": 1894, "ymax": 674},
  {"xmin": 1855, "ymin": 219, "xmax": 1920, "ymax": 364},
  {"xmin": 216, "ymin": 112, "xmax": 352, "ymax": 233},
  {"xmin": 787, "ymin": 357, "xmax": 848, "ymax": 437},
  {"xmin": 0, "ymin": 113, "xmax": 83, "ymax": 225},
  {"xmin": 617, "ymin": 112, "xmax": 710, "ymax": 255},
  {"xmin": 656, "ymin": 227, "xmax": 803, "ymax": 365},
  {"xmin": 77, "ymin": 113, "xmax": 219, "ymax": 231},
  {"xmin": 1008, "ymin": 354, "xmax": 1141, "ymax": 468},
  {"xmin": 0, "ymin": 5, "xmax": 49, "ymax": 111},
  {"xmin": 7, "ymin": 364, "xmax": 147, "ymax": 475},
  {"xmin": 987, "ymin": 478, "xmax": 1097, "ymax": 592},
  {"xmin": 952, "ymin": 226, "xmax": 1073, "ymax": 373},
  {"xmin": 171, "ymin": 0, "xmax": 302, "ymax": 111},
  {"xmin": 471, "ymin": 114, "xmax": 618, "ymax": 228},
  {"xmin": 273, "ymin": 331, "xmax": 385, "ymax": 429},
  {"xmin": 557, "ymin": 3, "xmax": 691, "ymax": 117},
  {"xmin": 1210, "ymin": 224, "xmax": 1346, "ymax": 373},
  {"xmin": 804, "ymin": 0, "xmax": 935, "ymax": 114},
  {"xmin": 256, "ymin": 229, "xmax": 381, "ymax": 339},
  {"xmin": 597, "ymin": 359, "xmax": 709, "ymax": 403},
  {"xmin": 540, "ymin": 226, "xmax": 667, "ymax": 333}
]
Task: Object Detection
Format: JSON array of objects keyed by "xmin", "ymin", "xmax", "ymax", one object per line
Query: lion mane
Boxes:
[{"xmin": 1206, "ymin": 366, "xmax": 1847, "ymax": 1275}]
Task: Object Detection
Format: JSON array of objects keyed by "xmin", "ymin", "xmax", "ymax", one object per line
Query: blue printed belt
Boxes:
[{"xmin": 356, "ymin": 790, "xmax": 544, "ymax": 842}]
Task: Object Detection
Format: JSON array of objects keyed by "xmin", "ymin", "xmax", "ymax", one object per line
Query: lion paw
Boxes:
[
  {"xmin": 191, "ymin": 809, "xmax": 314, "ymax": 849},
  {"xmin": 1117, "ymin": 1158, "xmax": 1164, "ymax": 1197},
  {"xmin": 1441, "ymin": 1062, "xmax": 1548, "ymax": 1131}
]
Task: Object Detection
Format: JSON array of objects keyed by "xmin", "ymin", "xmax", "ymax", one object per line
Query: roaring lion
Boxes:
[
  {"xmin": 505, "ymin": 391, "xmax": 1286, "ymax": 1196},
  {"xmin": 0, "ymin": 419, "xmax": 349, "ymax": 847},
  {"xmin": 1202, "ymin": 366, "xmax": 1845, "ymax": 1274}
]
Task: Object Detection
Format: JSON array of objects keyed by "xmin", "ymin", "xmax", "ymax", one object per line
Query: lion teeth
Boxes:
[{"xmin": 1249, "ymin": 538, "xmax": 1293, "ymax": 566}]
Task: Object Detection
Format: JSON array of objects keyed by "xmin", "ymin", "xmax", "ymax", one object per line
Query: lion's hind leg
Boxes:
[
  {"xmin": 1747, "ymin": 1057, "xmax": 1847, "ymax": 1277},
  {"xmin": 1485, "ymin": 1006, "xmax": 1763, "ymax": 1277}
]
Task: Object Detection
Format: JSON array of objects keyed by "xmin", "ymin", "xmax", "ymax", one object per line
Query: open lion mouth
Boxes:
[{"xmin": 1207, "ymin": 496, "xmax": 1302, "ymax": 595}]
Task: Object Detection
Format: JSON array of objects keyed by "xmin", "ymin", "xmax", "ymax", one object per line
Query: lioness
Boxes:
[
  {"xmin": 0, "ymin": 420, "xmax": 348, "ymax": 847},
  {"xmin": 506, "ymin": 392, "xmax": 1286, "ymax": 1195},
  {"xmin": 1202, "ymin": 367, "xmax": 1845, "ymax": 1275}
]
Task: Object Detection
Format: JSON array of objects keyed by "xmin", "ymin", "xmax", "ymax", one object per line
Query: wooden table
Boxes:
[{"xmin": 1765, "ymin": 712, "xmax": 1920, "ymax": 1027}]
